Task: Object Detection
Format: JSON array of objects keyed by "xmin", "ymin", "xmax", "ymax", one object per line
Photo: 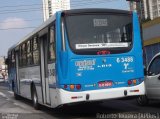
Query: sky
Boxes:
[{"xmin": 0, "ymin": 0, "xmax": 129, "ymax": 57}]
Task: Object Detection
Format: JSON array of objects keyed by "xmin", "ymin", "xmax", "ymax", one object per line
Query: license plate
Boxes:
[{"xmin": 98, "ymin": 81, "xmax": 112, "ymax": 88}]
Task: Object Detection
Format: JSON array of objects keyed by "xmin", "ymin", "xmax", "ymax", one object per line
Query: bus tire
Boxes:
[
  {"xmin": 32, "ymin": 85, "xmax": 39, "ymax": 110},
  {"xmin": 13, "ymin": 81, "xmax": 20, "ymax": 100},
  {"xmin": 12, "ymin": 81, "xmax": 14, "ymax": 91},
  {"xmin": 136, "ymin": 95, "xmax": 149, "ymax": 106},
  {"xmin": 14, "ymin": 92, "xmax": 20, "ymax": 100}
]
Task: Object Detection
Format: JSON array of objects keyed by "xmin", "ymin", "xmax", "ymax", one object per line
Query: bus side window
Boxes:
[
  {"xmin": 33, "ymin": 36, "xmax": 40, "ymax": 65},
  {"xmin": 8, "ymin": 53, "xmax": 11, "ymax": 73},
  {"xmin": 48, "ymin": 25, "xmax": 55, "ymax": 62},
  {"xmin": 27, "ymin": 40, "xmax": 33, "ymax": 65},
  {"xmin": 11, "ymin": 50, "xmax": 15, "ymax": 67},
  {"xmin": 22, "ymin": 43, "xmax": 27, "ymax": 66},
  {"xmin": 19, "ymin": 46, "xmax": 22, "ymax": 67}
]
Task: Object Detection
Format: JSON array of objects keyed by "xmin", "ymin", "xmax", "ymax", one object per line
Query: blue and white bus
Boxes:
[{"xmin": 7, "ymin": 9, "xmax": 145, "ymax": 109}]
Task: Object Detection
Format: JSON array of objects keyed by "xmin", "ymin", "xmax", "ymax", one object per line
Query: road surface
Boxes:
[{"xmin": 1, "ymin": 83, "xmax": 160, "ymax": 119}]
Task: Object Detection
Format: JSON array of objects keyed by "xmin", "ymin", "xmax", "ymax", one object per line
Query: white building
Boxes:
[
  {"xmin": 129, "ymin": 0, "xmax": 160, "ymax": 20},
  {"xmin": 142, "ymin": 17, "xmax": 160, "ymax": 65},
  {"xmin": 139, "ymin": 0, "xmax": 149, "ymax": 20},
  {"xmin": 42, "ymin": 0, "xmax": 70, "ymax": 21},
  {"xmin": 0, "ymin": 57, "xmax": 7, "ymax": 79}
]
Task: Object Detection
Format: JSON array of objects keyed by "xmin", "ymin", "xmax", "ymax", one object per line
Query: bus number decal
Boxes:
[
  {"xmin": 116, "ymin": 57, "xmax": 134, "ymax": 63},
  {"xmin": 116, "ymin": 57, "xmax": 135, "ymax": 73}
]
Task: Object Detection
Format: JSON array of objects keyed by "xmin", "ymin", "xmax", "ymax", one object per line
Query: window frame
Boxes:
[
  {"xmin": 19, "ymin": 35, "xmax": 40, "ymax": 68},
  {"xmin": 64, "ymin": 13, "xmax": 133, "ymax": 55},
  {"xmin": 48, "ymin": 22, "xmax": 56, "ymax": 63},
  {"xmin": 148, "ymin": 55, "xmax": 160, "ymax": 76}
]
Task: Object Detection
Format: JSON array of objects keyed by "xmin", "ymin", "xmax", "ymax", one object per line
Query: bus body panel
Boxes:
[
  {"xmin": 18, "ymin": 66, "xmax": 42, "ymax": 103},
  {"xmin": 69, "ymin": 56, "xmax": 138, "ymax": 90},
  {"xmin": 56, "ymin": 82, "xmax": 145, "ymax": 107},
  {"xmin": 56, "ymin": 11, "xmax": 144, "ymax": 93}
]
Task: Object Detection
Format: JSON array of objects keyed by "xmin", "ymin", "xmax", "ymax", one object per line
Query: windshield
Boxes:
[{"xmin": 65, "ymin": 13, "xmax": 133, "ymax": 55}]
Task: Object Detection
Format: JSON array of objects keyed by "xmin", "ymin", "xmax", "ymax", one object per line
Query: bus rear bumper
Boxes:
[{"xmin": 57, "ymin": 82, "xmax": 145, "ymax": 105}]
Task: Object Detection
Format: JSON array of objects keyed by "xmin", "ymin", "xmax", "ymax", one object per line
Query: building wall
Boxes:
[
  {"xmin": 143, "ymin": 17, "xmax": 160, "ymax": 65},
  {"xmin": 0, "ymin": 57, "xmax": 4, "ymax": 65},
  {"xmin": 143, "ymin": 24, "xmax": 160, "ymax": 40}
]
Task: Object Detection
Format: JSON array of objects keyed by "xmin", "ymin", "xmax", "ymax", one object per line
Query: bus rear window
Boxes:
[{"xmin": 65, "ymin": 13, "xmax": 133, "ymax": 55}]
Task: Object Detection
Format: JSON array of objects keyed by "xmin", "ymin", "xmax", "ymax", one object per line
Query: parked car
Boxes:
[{"xmin": 137, "ymin": 52, "xmax": 160, "ymax": 105}]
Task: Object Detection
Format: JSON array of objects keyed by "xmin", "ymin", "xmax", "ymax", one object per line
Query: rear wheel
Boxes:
[
  {"xmin": 137, "ymin": 95, "xmax": 149, "ymax": 106},
  {"xmin": 13, "ymin": 81, "xmax": 20, "ymax": 100},
  {"xmin": 12, "ymin": 81, "xmax": 14, "ymax": 91},
  {"xmin": 14, "ymin": 92, "xmax": 20, "ymax": 100},
  {"xmin": 32, "ymin": 86, "xmax": 39, "ymax": 110}
]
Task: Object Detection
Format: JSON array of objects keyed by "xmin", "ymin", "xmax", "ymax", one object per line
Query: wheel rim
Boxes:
[
  {"xmin": 137, "ymin": 95, "xmax": 148, "ymax": 105},
  {"xmin": 137, "ymin": 96, "xmax": 143, "ymax": 104}
]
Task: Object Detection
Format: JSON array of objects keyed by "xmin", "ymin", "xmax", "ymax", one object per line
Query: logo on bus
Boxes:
[{"xmin": 75, "ymin": 60, "xmax": 96, "ymax": 67}]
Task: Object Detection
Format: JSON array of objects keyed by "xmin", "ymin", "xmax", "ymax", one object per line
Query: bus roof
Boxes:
[{"xmin": 62, "ymin": 8, "xmax": 131, "ymax": 16}]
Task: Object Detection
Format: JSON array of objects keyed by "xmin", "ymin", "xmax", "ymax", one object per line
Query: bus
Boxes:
[{"xmin": 7, "ymin": 9, "xmax": 145, "ymax": 109}]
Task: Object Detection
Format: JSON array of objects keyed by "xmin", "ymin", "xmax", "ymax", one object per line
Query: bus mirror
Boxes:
[{"xmin": 5, "ymin": 58, "xmax": 9, "ymax": 65}]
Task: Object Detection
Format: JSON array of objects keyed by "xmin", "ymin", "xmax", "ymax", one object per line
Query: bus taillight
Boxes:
[
  {"xmin": 76, "ymin": 84, "xmax": 81, "ymax": 90},
  {"xmin": 133, "ymin": 79, "xmax": 137, "ymax": 85},
  {"xmin": 70, "ymin": 85, "xmax": 75, "ymax": 90},
  {"xmin": 128, "ymin": 79, "xmax": 137, "ymax": 85},
  {"xmin": 64, "ymin": 85, "xmax": 68, "ymax": 89},
  {"xmin": 128, "ymin": 80, "xmax": 132, "ymax": 85},
  {"xmin": 63, "ymin": 84, "xmax": 81, "ymax": 90}
]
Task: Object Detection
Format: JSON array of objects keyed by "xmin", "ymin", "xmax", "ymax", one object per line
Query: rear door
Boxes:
[
  {"xmin": 40, "ymin": 34, "xmax": 51, "ymax": 104},
  {"xmin": 146, "ymin": 55, "xmax": 160, "ymax": 99},
  {"xmin": 40, "ymin": 25, "xmax": 56, "ymax": 105}
]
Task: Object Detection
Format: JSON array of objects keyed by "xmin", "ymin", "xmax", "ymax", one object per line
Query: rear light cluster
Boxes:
[
  {"xmin": 128, "ymin": 79, "xmax": 137, "ymax": 86},
  {"xmin": 63, "ymin": 84, "xmax": 81, "ymax": 90}
]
